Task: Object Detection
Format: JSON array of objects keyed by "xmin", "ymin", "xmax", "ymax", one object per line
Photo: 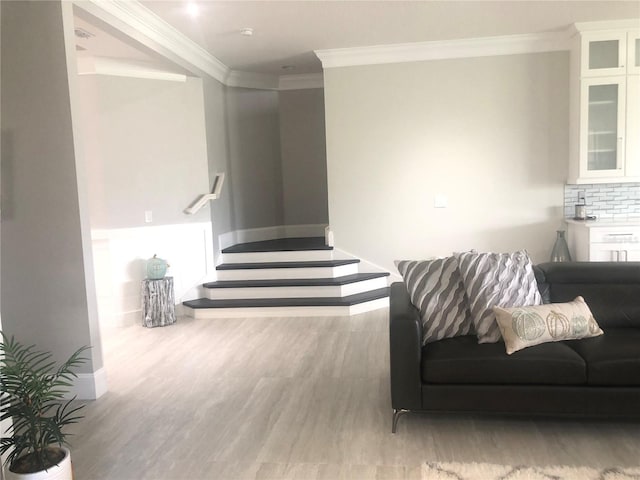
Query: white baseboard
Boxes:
[
  {"xmin": 218, "ymin": 224, "xmax": 328, "ymax": 251},
  {"xmin": 283, "ymin": 224, "xmax": 328, "ymax": 238},
  {"xmin": 68, "ymin": 367, "xmax": 108, "ymax": 400},
  {"xmin": 104, "ymin": 302, "xmax": 198, "ymax": 327},
  {"xmin": 101, "ymin": 309, "xmax": 141, "ymax": 328}
]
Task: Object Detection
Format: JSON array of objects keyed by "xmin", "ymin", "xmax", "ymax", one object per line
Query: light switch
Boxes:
[
  {"xmin": 434, "ymin": 194, "xmax": 448, "ymax": 208},
  {"xmin": 145, "ymin": 210, "xmax": 153, "ymax": 223}
]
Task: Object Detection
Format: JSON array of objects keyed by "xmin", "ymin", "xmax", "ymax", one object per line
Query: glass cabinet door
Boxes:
[
  {"xmin": 581, "ymin": 32, "xmax": 627, "ymax": 77},
  {"xmin": 629, "ymin": 31, "xmax": 640, "ymax": 74},
  {"xmin": 581, "ymin": 77, "xmax": 626, "ymax": 177},
  {"xmin": 588, "ymin": 84, "xmax": 619, "ymax": 171}
]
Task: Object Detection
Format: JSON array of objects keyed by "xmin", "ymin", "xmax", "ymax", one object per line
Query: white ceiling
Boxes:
[
  {"xmin": 138, "ymin": 0, "xmax": 640, "ymax": 75},
  {"xmin": 73, "ymin": 1, "xmax": 640, "ymax": 80}
]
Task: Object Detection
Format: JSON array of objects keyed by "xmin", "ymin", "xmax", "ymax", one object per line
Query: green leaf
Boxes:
[{"xmin": 0, "ymin": 332, "xmax": 88, "ymax": 470}]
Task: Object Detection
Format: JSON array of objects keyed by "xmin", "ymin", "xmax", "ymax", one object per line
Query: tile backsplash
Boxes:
[{"xmin": 564, "ymin": 183, "xmax": 640, "ymax": 219}]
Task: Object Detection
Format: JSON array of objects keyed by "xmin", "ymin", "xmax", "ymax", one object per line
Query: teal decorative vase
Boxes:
[
  {"xmin": 147, "ymin": 254, "xmax": 169, "ymax": 279},
  {"xmin": 550, "ymin": 230, "xmax": 572, "ymax": 262}
]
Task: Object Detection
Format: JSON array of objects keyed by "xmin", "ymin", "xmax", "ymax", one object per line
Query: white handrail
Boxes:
[
  {"xmin": 184, "ymin": 172, "xmax": 225, "ymax": 215},
  {"xmin": 184, "ymin": 193, "xmax": 218, "ymax": 215}
]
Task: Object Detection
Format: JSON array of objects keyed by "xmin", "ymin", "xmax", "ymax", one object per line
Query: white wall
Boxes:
[
  {"xmin": 91, "ymin": 223, "xmax": 214, "ymax": 326},
  {"xmin": 77, "ymin": 74, "xmax": 214, "ymax": 326},
  {"xmin": 323, "ymin": 52, "xmax": 569, "ymax": 272},
  {"xmin": 78, "ymin": 75, "xmax": 211, "ymax": 229},
  {"xmin": 279, "ymin": 88, "xmax": 329, "ymax": 226}
]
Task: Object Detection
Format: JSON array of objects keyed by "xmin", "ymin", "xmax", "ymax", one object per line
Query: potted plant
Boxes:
[{"xmin": 0, "ymin": 333, "xmax": 88, "ymax": 479}]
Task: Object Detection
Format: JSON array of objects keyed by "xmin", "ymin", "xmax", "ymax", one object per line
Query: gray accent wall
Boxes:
[
  {"xmin": 1, "ymin": 1, "xmax": 102, "ymax": 374},
  {"xmin": 203, "ymin": 83, "xmax": 329, "ymax": 255},
  {"xmin": 203, "ymin": 78, "xmax": 234, "ymax": 256},
  {"xmin": 225, "ymin": 87, "xmax": 284, "ymax": 230},
  {"xmin": 323, "ymin": 52, "xmax": 570, "ymax": 270},
  {"xmin": 279, "ymin": 88, "xmax": 329, "ymax": 226}
]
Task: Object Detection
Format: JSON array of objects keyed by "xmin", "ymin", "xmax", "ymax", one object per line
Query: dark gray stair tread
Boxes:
[
  {"xmin": 203, "ymin": 272, "xmax": 390, "ymax": 289},
  {"xmin": 216, "ymin": 259, "xmax": 359, "ymax": 270},
  {"xmin": 183, "ymin": 288, "xmax": 389, "ymax": 309},
  {"xmin": 222, "ymin": 237, "xmax": 331, "ymax": 254}
]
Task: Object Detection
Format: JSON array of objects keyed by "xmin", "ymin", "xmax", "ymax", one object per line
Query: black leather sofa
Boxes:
[{"xmin": 389, "ymin": 261, "xmax": 640, "ymax": 432}]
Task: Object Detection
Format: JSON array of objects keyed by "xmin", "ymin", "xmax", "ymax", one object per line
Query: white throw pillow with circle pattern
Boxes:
[{"xmin": 493, "ymin": 296, "xmax": 604, "ymax": 354}]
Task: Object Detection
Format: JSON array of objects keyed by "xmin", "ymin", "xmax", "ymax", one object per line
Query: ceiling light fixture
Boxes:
[
  {"xmin": 186, "ymin": 2, "xmax": 199, "ymax": 18},
  {"xmin": 240, "ymin": 27, "xmax": 253, "ymax": 37}
]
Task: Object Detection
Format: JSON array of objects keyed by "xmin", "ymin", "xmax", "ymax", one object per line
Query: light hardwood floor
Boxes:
[{"xmin": 70, "ymin": 309, "xmax": 640, "ymax": 479}]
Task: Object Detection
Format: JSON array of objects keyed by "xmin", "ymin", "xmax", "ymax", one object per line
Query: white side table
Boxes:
[{"xmin": 141, "ymin": 277, "xmax": 176, "ymax": 327}]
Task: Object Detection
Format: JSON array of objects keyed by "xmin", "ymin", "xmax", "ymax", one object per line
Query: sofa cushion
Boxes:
[
  {"xmin": 421, "ymin": 336, "xmax": 586, "ymax": 385},
  {"xmin": 565, "ymin": 328, "xmax": 640, "ymax": 386},
  {"xmin": 457, "ymin": 251, "xmax": 542, "ymax": 344}
]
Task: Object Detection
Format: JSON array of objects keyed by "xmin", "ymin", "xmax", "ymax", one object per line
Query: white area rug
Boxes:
[{"xmin": 422, "ymin": 462, "xmax": 640, "ymax": 480}]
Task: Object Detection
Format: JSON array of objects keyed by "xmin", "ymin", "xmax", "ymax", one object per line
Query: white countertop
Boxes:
[{"xmin": 565, "ymin": 217, "xmax": 640, "ymax": 227}]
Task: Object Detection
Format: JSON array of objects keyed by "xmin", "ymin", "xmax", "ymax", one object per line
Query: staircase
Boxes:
[{"xmin": 183, "ymin": 237, "xmax": 390, "ymax": 318}]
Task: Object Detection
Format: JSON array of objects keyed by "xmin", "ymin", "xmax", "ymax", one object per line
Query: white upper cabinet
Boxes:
[
  {"xmin": 579, "ymin": 76, "xmax": 626, "ymax": 179},
  {"xmin": 581, "ymin": 31, "xmax": 627, "ymax": 77},
  {"xmin": 569, "ymin": 23, "xmax": 640, "ymax": 184}
]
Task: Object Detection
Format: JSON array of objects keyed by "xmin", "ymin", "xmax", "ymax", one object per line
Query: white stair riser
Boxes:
[
  {"xmin": 220, "ymin": 250, "xmax": 345, "ymax": 263},
  {"xmin": 205, "ymin": 277, "xmax": 389, "ymax": 300},
  {"xmin": 183, "ymin": 298, "xmax": 388, "ymax": 319},
  {"xmin": 215, "ymin": 264, "xmax": 359, "ymax": 281},
  {"xmin": 349, "ymin": 297, "xmax": 389, "ymax": 315}
]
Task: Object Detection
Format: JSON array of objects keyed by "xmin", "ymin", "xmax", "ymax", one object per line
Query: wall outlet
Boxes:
[
  {"xmin": 144, "ymin": 210, "xmax": 153, "ymax": 223},
  {"xmin": 578, "ymin": 190, "xmax": 586, "ymax": 204},
  {"xmin": 434, "ymin": 194, "xmax": 448, "ymax": 208}
]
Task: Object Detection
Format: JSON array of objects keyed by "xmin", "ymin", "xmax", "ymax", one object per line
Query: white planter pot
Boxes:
[{"xmin": 4, "ymin": 448, "xmax": 72, "ymax": 480}]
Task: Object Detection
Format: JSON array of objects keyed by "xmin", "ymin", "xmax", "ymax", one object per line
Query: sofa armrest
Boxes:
[{"xmin": 389, "ymin": 282, "xmax": 423, "ymax": 411}]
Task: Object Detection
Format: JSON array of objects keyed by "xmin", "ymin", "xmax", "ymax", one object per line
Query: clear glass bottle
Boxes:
[{"xmin": 551, "ymin": 230, "xmax": 572, "ymax": 262}]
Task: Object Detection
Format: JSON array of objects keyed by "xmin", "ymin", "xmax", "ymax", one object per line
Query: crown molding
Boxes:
[
  {"xmin": 76, "ymin": 2, "xmax": 610, "ymax": 87},
  {"xmin": 225, "ymin": 71, "xmax": 324, "ymax": 91},
  {"xmin": 225, "ymin": 70, "xmax": 280, "ymax": 90},
  {"xmin": 73, "ymin": 0, "xmax": 324, "ymax": 90},
  {"xmin": 315, "ymin": 30, "xmax": 572, "ymax": 69},
  {"xmin": 77, "ymin": 56, "xmax": 188, "ymax": 82},
  {"xmin": 573, "ymin": 18, "xmax": 640, "ymax": 33},
  {"xmin": 74, "ymin": 0, "xmax": 230, "ymax": 83},
  {"xmin": 279, "ymin": 73, "xmax": 324, "ymax": 90}
]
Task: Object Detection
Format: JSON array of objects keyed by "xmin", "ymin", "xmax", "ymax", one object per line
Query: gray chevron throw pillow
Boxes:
[
  {"xmin": 396, "ymin": 258, "xmax": 474, "ymax": 345},
  {"xmin": 456, "ymin": 250, "xmax": 542, "ymax": 344}
]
